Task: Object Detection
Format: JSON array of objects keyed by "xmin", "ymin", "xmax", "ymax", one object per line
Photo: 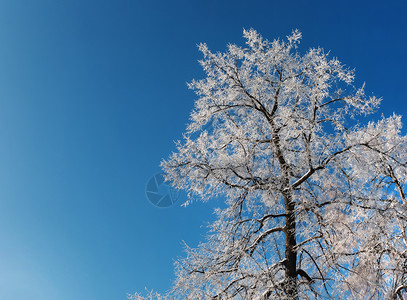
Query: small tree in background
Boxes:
[{"xmin": 132, "ymin": 30, "xmax": 407, "ymax": 299}]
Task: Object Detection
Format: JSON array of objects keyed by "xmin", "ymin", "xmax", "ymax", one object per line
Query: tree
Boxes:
[{"xmin": 132, "ymin": 30, "xmax": 407, "ymax": 299}]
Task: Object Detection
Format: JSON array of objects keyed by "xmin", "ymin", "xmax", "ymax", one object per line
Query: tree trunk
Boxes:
[
  {"xmin": 284, "ymin": 193, "xmax": 298, "ymax": 299},
  {"xmin": 270, "ymin": 126, "xmax": 298, "ymax": 299}
]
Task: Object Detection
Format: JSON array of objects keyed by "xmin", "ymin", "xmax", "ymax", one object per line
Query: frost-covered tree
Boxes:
[{"xmin": 132, "ymin": 30, "xmax": 407, "ymax": 299}]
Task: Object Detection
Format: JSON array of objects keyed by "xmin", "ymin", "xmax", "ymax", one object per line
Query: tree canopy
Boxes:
[{"xmin": 132, "ymin": 30, "xmax": 407, "ymax": 299}]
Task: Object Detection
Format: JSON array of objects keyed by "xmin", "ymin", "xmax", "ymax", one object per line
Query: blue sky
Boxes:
[{"xmin": 0, "ymin": 0, "xmax": 406, "ymax": 299}]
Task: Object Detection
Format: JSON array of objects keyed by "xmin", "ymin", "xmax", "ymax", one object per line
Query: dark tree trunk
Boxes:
[
  {"xmin": 284, "ymin": 193, "xmax": 298, "ymax": 299},
  {"xmin": 271, "ymin": 122, "xmax": 298, "ymax": 299}
]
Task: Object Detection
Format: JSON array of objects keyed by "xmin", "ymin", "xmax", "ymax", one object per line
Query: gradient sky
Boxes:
[{"xmin": 0, "ymin": 1, "xmax": 406, "ymax": 299}]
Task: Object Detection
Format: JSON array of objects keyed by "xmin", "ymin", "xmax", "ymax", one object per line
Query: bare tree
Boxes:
[{"xmin": 132, "ymin": 30, "xmax": 407, "ymax": 299}]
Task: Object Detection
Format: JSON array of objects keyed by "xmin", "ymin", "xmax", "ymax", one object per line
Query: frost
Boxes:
[{"xmin": 136, "ymin": 30, "xmax": 407, "ymax": 299}]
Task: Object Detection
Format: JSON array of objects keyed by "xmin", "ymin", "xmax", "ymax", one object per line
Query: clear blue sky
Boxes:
[{"xmin": 0, "ymin": 0, "xmax": 406, "ymax": 299}]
